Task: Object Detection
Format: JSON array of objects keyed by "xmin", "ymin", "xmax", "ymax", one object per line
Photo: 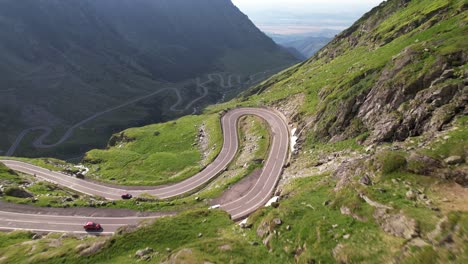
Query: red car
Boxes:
[
  {"xmin": 83, "ymin": 222, "xmax": 102, "ymax": 231},
  {"xmin": 121, "ymin": 193, "xmax": 133, "ymax": 199}
]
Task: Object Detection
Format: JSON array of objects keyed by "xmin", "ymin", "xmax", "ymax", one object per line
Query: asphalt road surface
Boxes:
[{"xmin": 0, "ymin": 108, "xmax": 290, "ymax": 232}]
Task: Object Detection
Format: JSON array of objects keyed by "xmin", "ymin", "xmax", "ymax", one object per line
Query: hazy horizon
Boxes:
[{"xmin": 232, "ymin": 0, "xmax": 384, "ymax": 35}]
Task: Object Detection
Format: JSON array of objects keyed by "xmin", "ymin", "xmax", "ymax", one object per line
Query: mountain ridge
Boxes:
[
  {"xmin": 0, "ymin": 0, "xmax": 298, "ymax": 158},
  {"xmin": 0, "ymin": 0, "xmax": 466, "ymax": 263}
]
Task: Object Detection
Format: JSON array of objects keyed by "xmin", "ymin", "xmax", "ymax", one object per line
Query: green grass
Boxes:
[
  {"xmin": 423, "ymin": 116, "xmax": 468, "ymax": 160},
  {"xmin": 121, "ymin": 115, "xmax": 272, "ymax": 212},
  {"xmin": 0, "ymin": 176, "xmax": 399, "ymax": 264},
  {"xmin": 0, "ymin": 162, "xmax": 20, "ymax": 183},
  {"xmin": 1, "ymin": 160, "xmax": 102, "ymax": 208},
  {"xmin": 246, "ymin": 176, "xmax": 403, "ymax": 263},
  {"xmin": 206, "ymin": 0, "xmax": 467, "ymax": 147},
  {"xmin": 0, "ymin": 1, "xmax": 467, "ymax": 262},
  {"xmin": 367, "ymin": 171, "xmax": 442, "ymax": 233},
  {"xmin": 0, "ymin": 157, "xmax": 68, "ymax": 172},
  {"xmin": 0, "ymin": 231, "xmax": 33, "ymax": 249},
  {"xmin": 237, "ymin": 116, "xmax": 271, "ymax": 171},
  {"xmin": 376, "ymin": 151, "xmax": 408, "ymax": 174},
  {"xmin": 1, "ymin": 170, "xmax": 466, "ymax": 263},
  {"xmin": 0, "ymin": 115, "xmax": 271, "ymax": 212},
  {"xmin": 0, "ymin": 170, "xmax": 100, "ymax": 208},
  {"xmin": 0, "ymin": 210, "xmax": 275, "ymax": 264},
  {"xmin": 82, "ymin": 114, "xmax": 222, "ymax": 186}
]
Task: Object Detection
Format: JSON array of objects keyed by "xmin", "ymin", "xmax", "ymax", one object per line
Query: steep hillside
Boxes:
[
  {"xmin": 0, "ymin": 0, "xmax": 297, "ymax": 159},
  {"xmin": 273, "ymin": 35, "xmax": 333, "ymax": 58},
  {"xmin": 0, "ymin": 0, "xmax": 466, "ymax": 263},
  {"xmin": 224, "ymin": 0, "xmax": 466, "ymax": 148}
]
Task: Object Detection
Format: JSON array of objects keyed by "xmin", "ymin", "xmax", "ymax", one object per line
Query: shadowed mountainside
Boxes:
[{"xmin": 0, "ymin": 0, "xmax": 297, "ymax": 158}]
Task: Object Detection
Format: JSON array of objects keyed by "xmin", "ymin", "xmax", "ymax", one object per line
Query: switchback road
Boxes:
[{"xmin": 0, "ymin": 108, "xmax": 289, "ymax": 232}]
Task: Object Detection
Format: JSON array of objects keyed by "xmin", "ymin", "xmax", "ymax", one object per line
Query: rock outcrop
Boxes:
[{"xmin": 374, "ymin": 209, "xmax": 419, "ymax": 239}]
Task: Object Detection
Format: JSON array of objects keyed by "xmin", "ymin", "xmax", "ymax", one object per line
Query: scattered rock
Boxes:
[
  {"xmin": 406, "ymin": 190, "xmax": 417, "ymax": 200},
  {"xmin": 332, "ymin": 224, "xmax": 338, "ymax": 228},
  {"xmin": 272, "ymin": 218, "xmax": 282, "ymax": 226},
  {"xmin": 256, "ymin": 221, "xmax": 270, "ymax": 238},
  {"xmin": 407, "ymin": 153, "xmax": 444, "ymax": 175},
  {"xmin": 218, "ymin": 244, "xmax": 232, "ymax": 251},
  {"xmin": 360, "ymin": 193, "xmax": 392, "ymax": 209},
  {"xmin": 197, "ymin": 233, "xmax": 203, "ymax": 238},
  {"xmin": 32, "ymin": 234, "xmax": 42, "ymax": 240},
  {"xmin": 161, "ymin": 248, "xmax": 192, "ymax": 264},
  {"xmin": 79, "ymin": 240, "xmax": 107, "ymax": 256},
  {"xmin": 265, "ymin": 196, "xmax": 280, "ymax": 207},
  {"xmin": 340, "ymin": 206, "xmax": 366, "ymax": 221},
  {"xmin": 115, "ymin": 225, "xmax": 138, "ymax": 235},
  {"xmin": 343, "ymin": 234, "xmax": 350, "ymax": 239},
  {"xmin": 418, "ymin": 194, "xmax": 428, "ymax": 200},
  {"xmin": 439, "ymin": 234, "xmax": 454, "ymax": 245},
  {"xmin": 374, "ymin": 209, "xmax": 419, "ymax": 239},
  {"xmin": 135, "ymin": 247, "xmax": 154, "ymax": 259},
  {"xmin": 333, "ymin": 159, "xmax": 367, "ymax": 190},
  {"xmin": 60, "ymin": 233, "xmax": 76, "ymax": 240},
  {"xmin": 359, "ymin": 175, "xmax": 372, "ymax": 186},
  {"xmin": 428, "ymin": 216, "xmax": 448, "ymax": 243},
  {"xmin": 332, "ymin": 244, "xmax": 346, "ymax": 262},
  {"xmin": 286, "ymin": 225, "xmax": 291, "ymax": 231},
  {"xmin": 444, "ymin": 156, "xmax": 464, "ymax": 165},
  {"xmin": 263, "ymin": 233, "xmax": 274, "ymax": 250},
  {"xmin": 378, "ymin": 188, "xmax": 387, "ymax": 193},
  {"xmin": 239, "ymin": 218, "xmax": 252, "ymax": 228},
  {"xmin": 408, "ymin": 238, "xmax": 429, "ymax": 248},
  {"xmin": 406, "ymin": 154, "xmax": 467, "ymax": 186},
  {"xmin": 108, "ymin": 132, "xmax": 135, "ymax": 147}
]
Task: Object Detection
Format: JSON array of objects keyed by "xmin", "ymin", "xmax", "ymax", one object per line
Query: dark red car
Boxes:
[
  {"xmin": 121, "ymin": 193, "xmax": 133, "ymax": 199},
  {"xmin": 83, "ymin": 222, "xmax": 102, "ymax": 231}
]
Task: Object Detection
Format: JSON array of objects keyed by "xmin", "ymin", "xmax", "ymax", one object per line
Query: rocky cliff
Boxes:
[
  {"xmin": 238, "ymin": 0, "xmax": 466, "ymax": 148},
  {"xmin": 221, "ymin": 1, "xmax": 468, "ymax": 261}
]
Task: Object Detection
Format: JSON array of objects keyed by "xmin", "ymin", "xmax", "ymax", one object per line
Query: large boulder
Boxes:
[
  {"xmin": 374, "ymin": 209, "xmax": 419, "ymax": 239},
  {"xmin": 78, "ymin": 240, "xmax": 107, "ymax": 256},
  {"xmin": 4, "ymin": 187, "xmax": 33, "ymax": 198},
  {"xmin": 444, "ymin": 156, "xmax": 464, "ymax": 165},
  {"xmin": 407, "ymin": 153, "xmax": 444, "ymax": 176}
]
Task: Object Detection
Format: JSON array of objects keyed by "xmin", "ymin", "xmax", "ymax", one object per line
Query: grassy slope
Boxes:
[
  {"xmin": 82, "ymin": 114, "xmax": 222, "ymax": 186},
  {"xmin": 208, "ymin": 0, "xmax": 467, "ymax": 144},
  {"xmin": 0, "ymin": 120, "xmax": 465, "ymax": 263},
  {"xmin": 0, "ymin": 0, "xmax": 467, "ymax": 263},
  {"xmin": 0, "ymin": 162, "xmax": 102, "ymax": 208},
  {"xmin": 0, "ymin": 115, "xmax": 271, "ymax": 212},
  {"xmin": 103, "ymin": 115, "xmax": 272, "ymax": 212},
  {"xmin": 0, "ymin": 162, "xmax": 18, "ymax": 183},
  {"xmin": 2, "ymin": 137, "xmax": 466, "ymax": 264}
]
